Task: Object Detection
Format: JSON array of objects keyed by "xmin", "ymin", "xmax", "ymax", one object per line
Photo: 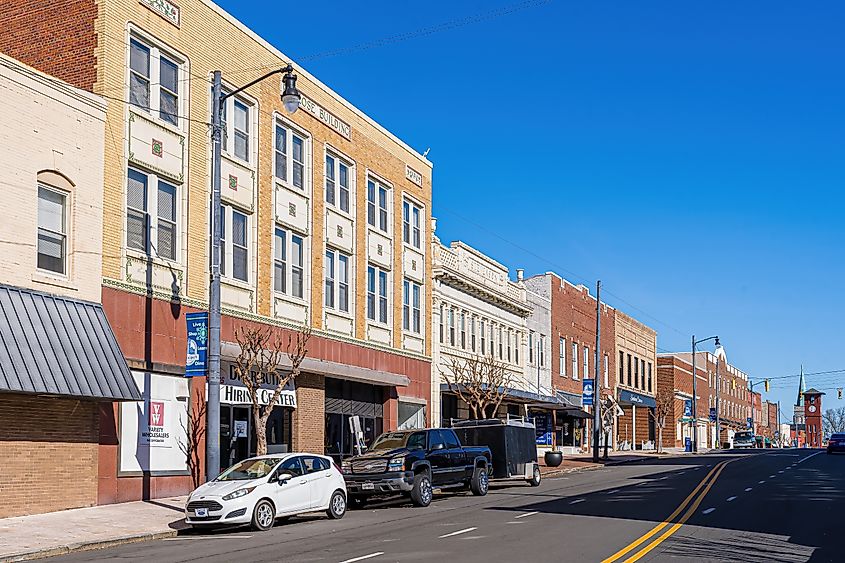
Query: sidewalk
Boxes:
[
  {"xmin": 539, "ymin": 447, "xmax": 711, "ymax": 477},
  {"xmin": 0, "ymin": 496, "xmax": 188, "ymax": 562}
]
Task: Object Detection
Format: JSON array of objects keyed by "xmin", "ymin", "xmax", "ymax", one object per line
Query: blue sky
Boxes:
[{"xmin": 217, "ymin": 1, "xmax": 845, "ymax": 415}]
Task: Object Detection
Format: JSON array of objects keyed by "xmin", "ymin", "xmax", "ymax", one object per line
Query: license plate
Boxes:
[
  {"xmin": 195, "ymin": 508, "xmax": 208, "ymax": 517},
  {"xmin": 362, "ymin": 483, "xmax": 375, "ymax": 490}
]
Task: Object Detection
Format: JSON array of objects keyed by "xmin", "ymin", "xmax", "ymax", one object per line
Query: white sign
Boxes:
[
  {"xmin": 299, "ymin": 95, "xmax": 351, "ymax": 139},
  {"xmin": 405, "ymin": 165, "xmax": 423, "ymax": 187},
  {"xmin": 219, "ymin": 383, "xmax": 297, "ymax": 408},
  {"xmin": 234, "ymin": 420, "xmax": 248, "ymax": 438},
  {"xmin": 139, "ymin": 0, "xmax": 180, "ymax": 27}
]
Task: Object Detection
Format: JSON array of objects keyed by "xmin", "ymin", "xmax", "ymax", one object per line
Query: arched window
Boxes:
[{"xmin": 36, "ymin": 171, "xmax": 73, "ymax": 275}]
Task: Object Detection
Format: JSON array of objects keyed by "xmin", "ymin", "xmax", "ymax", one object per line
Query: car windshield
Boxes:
[
  {"xmin": 370, "ymin": 431, "xmax": 426, "ymax": 451},
  {"xmin": 216, "ymin": 458, "xmax": 281, "ymax": 481},
  {"xmin": 735, "ymin": 432, "xmax": 753, "ymax": 440}
]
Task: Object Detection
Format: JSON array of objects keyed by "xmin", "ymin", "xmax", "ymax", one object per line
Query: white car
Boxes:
[{"xmin": 185, "ymin": 453, "xmax": 347, "ymax": 531}]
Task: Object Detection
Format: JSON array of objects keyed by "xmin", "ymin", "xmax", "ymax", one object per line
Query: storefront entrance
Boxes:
[
  {"xmin": 324, "ymin": 378, "xmax": 385, "ymax": 461},
  {"xmin": 219, "ymin": 404, "xmax": 292, "ymax": 469}
]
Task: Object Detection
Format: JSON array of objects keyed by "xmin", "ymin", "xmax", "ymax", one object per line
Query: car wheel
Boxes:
[
  {"xmin": 251, "ymin": 499, "xmax": 275, "ymax": 532},
  {"xmin": 410, "ymin": 473, "xmax": 433, "ymax": 507},
  {"xmin": 326, "ymin": 490, "xmax": 347, "ymax": 519},
  {"xmin": 470, "ymin": 467, "xmax": 489, "ymax": 496},
  {"xmin": 527, "ymin": 464, "xmax": 542, "ymax": 487}
]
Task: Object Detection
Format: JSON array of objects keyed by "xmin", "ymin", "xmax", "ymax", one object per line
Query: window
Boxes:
[
  {"xmin": 619, "ymin": 351, "xmax": 624, "ymax": 385},
  {"xmin": 274, "ymin": 124, "xmax": 307, "ymax": 190},
  {"xmin": 232, "ymin": 210, "xmax": 248, "ymax": 282},
  {"xmin": 583, "ymin": 345, "xmax": 589, "ymax": 380},
  {"xmin": 480, "ymin": 319, "xmax": 486, "ymax": 355},
  {"xmin": 488, "ymin": 323, "xmax": 494, "ymax": 357},
  {"xmin": 449, "ymin": 308, "xmax": 456, "ymax": 345},
  {"xmin": 539, "ymin": 334, "xmax": 545, "ymax": 367},
  {"xmin": 627, "ymin": 353, "xmax": 632, "ymax": 386},
  {"xmin": 220, "ymin": 92, "xmax": 253, "ymax": 163},
  {"xmin": 129, "ymin": 37, "xmax": 181, "ymax": 126},
  {"xmin": 439, "ymin": 303, "xmax": 444, "ymax": 343},
  {"xmin": 528, "ymin": 332, "xmax": 534, "ymax": 364},
  {"xmin": 460, "ymin": 312, "xmax": 466, "ymax": 349},
  {"xmin": 470, "ymin": 316, "xmax": 477, "ymax": 352},
  {"xmin": 291, "ymin": 235, "xmax": 304, "ymax": 298},
  {"xmin": 402, "ymin": 279, "xmax": 421, "ymax": 334},
  {"xmin": 325, "ymin": 153, "xmax": 351, "ymax": 213},
  {"xmin": 274, "ymin": 227, "xmax": 305, "ymax": 298},
  {"xmin": 367, "ymin": 265, "xmax": 388, "ymax": 324},
  {"xmin": 231, "ymin": 100, "xmax": 249, "ymax": 161},
  {"xmin": 641, "ymin": 359, "xmax": 646, "ymax": 390},
  {"xmin": 559, "ymin": 338, "xmax": 566, "ymax": 377},
  {"xmin": 515, "ymin": 332, "xmax": 520, "ymax": 365},
  {"xmin": 126, "ymin": 167, "xmax": 179, "ymax": 262},
  {"xmin": 220, "ymin": 206, "xmax": 226, "ymax": 276},
  {"xmin": 604, "ymin": 354, "xmax": 609, "ymax": 388},
  {"xmin": 37, "ymin": 185, "xmax": 67, "ymax": 274},
  {"xmin": 274, "ymin": 228, "xmax": 286, "ymax": 293},
  {"xmin": 572, "ymin": 342, "xmax": 578, "ymax": 380},
  {"xmin": 367, "ymin": 179, "xmax": 389, "ymax": 232},
  {"xmin": 302, "ymin": 456, "xmax": 330, "ymax": 474},
  {"xmin": 403, "ymin": 199, "xmax": 422, "ymax": 248},
  {"xmin": 507, "ymin": 329, "xmax": 512, "ymax": 362},
  {"xmin": 325, "ymin": 250, "xmax": 335, "ymax": 309},
  {"xmin": 634, "ymin": 356, "xmax": 640, "ymax": 389},
  {"xmin": 498, "ymin": 326, "xmax": 503, "ymax": 360}
]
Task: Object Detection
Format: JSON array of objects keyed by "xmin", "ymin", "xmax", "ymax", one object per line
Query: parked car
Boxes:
[
  {"xmin": 185, "ymin": 453, "xmax": 347, "ymax": 531},
  {"xmin": 342, "ymin": 428, "xmax": 492, "ymax": 508},
  {"xmin": 827, "ymin": 433, "xmax": 845, "ymax": 454},
  {"xmin": 733, "ymin": 431, "xmax": 756, "ymax": 449},
  {"xmin": 451, "ymin": 417, "xmax": 542, "ymax": 486}
]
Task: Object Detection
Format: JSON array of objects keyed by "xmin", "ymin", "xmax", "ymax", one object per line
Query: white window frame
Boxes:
[
  {"xmin": 480, "ymin": 319, "xmax": 486, "ymax": 355},
  {"xmin": 470, "ymin": 316, "xmax": 477, "ymax": 352},
  {"xmin": 460, "ymin": 312, "xmax": 466, "ymax": 349},
  {"xmin": 325, "ymin": 247, "xmax": 351, "ymax": 314},
  {"xmin": 572, "ymin": 342, "xmax": 579, "ymax": 380},
  {"xmin": 220, "ymin": 90, "xmax": 256, "ymax": 165},
  {"xmin": 402, "ymin": 278, "xmax": 422, "ymax": 334},
  {"xmin": 325, "ymin": 151, "xmax": 353, "ymax": 214},
  {"xmin": 604, "ymin": 354, "xmax": 610, "ymax": 388},
  {"xmin": 126, "ymin": 166, "xmax": 180, "ymax": 263},
  {"xmin": 273, "ymin": 226, "xmax": 305, "ymax": 299},
  {"xmin": 37, "ymin": 184, "xmax": 69, "ymax": 275},
  {"xmin": 539, "ymin": 334, "xmax": 546, "ymax": 368},
  {"xmin": 514, "ymin": 332, "xmax": 521, "ymax": 365},
  {"xmin": 583, "ymin": 345, "xmax": 590, "ymax": 380},
  {"xmin": 528, "ymin": 332, "xmax": 534, "ymax": 364},
  {"xmin": 128, "ymin": 33, "xmax": 184, "ymax": 129},
  {"xmin": 367, "ymin": 177, "xmax": 391, "ymax": 233},
  {"xmin": 274, "ymin": 120, "xmax": 308, "ymax": 191},
  {"xmin": 366, "ymin": 265, "xmax": 389, "ymax": 325},
  {"xmin": 559, "ymin": 337, "xmax": 565, "ymax": 377},
  {"xmin": 402, "ymin": 197, "xmax": 423, "ymax": 249}
]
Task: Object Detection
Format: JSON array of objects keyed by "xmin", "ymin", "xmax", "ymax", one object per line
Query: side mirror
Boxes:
[
  {"xmin": 276, "ymin": 472, "xmax": 293, "ymax": 485},
  {"xmin": 431, "ymin": 443, "xmax": 445, "ymax": 451}
]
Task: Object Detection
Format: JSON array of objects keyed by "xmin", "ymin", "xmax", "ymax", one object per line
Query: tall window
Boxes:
[
  {"xmin": 126, "ymin": 167, "xmax": 178, "ymax": 262},
  {"xmin": 233, "ymin": 100, "xmax": 249, "ymax": 161},
  {"xmin": 231, "ymin": 210, "xmax": 248, "ymax": 282},
  {"xmin": 480, "ymin": 319, "xmax": 486, "ymax": 355},
  {"xmin": 366, "ymin": 266, "xmax": 388, "ymax": 324},
  {"xmin": 367, "ymin": 179, "xmax": 389, "ymax": 232},
  {"xmin": 274, "ymin": 227, "xmax": 305, "ymax": 298},
  {"xmin": 460, "ymin": 312, "xmax": 466, "ymax": 349},
  {"xmin": 572, "ymin": 342, "xmax": 578, "ymax": 380},
  {"xmin": 402, "ymin": 279, "xmax": 421, "ymax": 334},
  {"xmin": 648, "ymin": 362, "xmax": 653, "ymax": 392},
  {"xmin": 274, "ymin": 228, "xmax": 286, "ymax": 293},
  {"xmin": 402, "ymin": 199, "xmax": 422, "ymax": 248},
  {"xmin": 37, "ymin": 185, "xmax": 67, "ymax": 274},
  {"xmin": 515, "ymin": 332, "xmax": 520, "ymax": 365},
  {"xmin": 291, "ymin": 235, "xmax": 304, "ymax": 298},
  {"xmin": 559, "ymin": 337, "xmax": 565, "ymax": 377},
  {"xmin": 539, "ymin": 334, "xmax": 546, "ymax": 367},
  {"xmin": 439, "ymin": 304, "xmax": 444, "ymax": 343},
  {"xmin": 507, "ymin": 329, "xmax": 512, "ymax": 363},
  {"xmin": 449, "ymin": 309, "xmax": 455, "ymax": 346},
  {"xmin": 129, "ymin": 37, "xmax": 181, "ymax": 126},
  {"xmin": 325, "ymin": 250, "xmax": 335, "ymax": 310},
  {"xmin": 325, "ymin": 154, "xmax": 351, "ymax": 213},
  {"xmin": 488, "ymin": 323, "xmax": 494, "ymax": 357},
  {"xmin": 619, "ymin": 351, "xmax": 624, "ymax": 386},
  {"xmin": 641, "ymin": 359, "xmax": 646, "ymax": 389},
  {"xmin": 498, "ymin": 326, "xmax": 504, "ymax": 360},
  {"xmin": 627, "ymin": 353, "xmax": 632, "ymax": 386},
  {"xmin": 604, "ymin": 354, "xmax": 609, "ymax": 388},
  {"xmin": 528, "ymin": 332, "xmax": 534, "ymax": 364},
  {"xmin": 274, "ymin": 123, "xmax": 306, "ymax": 190},
  {"xmin": 583, "ymin": 346, "xmax": 589, "ymax": 380},
  {"xmin": 470, "ymin": 316, "xmax": 477, "ymax": 352}
]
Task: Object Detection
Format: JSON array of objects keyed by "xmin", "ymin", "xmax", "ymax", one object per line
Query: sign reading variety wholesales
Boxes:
[{"xmin": 185, "ymin": 312, "xmax": 208, "ymax": 376}]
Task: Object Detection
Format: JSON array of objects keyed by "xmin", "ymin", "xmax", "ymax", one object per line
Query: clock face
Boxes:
[{"xmin": 808, "ymin": 405, "xmax": 817, "ymax": 413}]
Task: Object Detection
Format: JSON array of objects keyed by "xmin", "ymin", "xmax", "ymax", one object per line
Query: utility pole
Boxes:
[
  {"xmin": 592, "ymin": 280, "xmax": 602, "ymax": 463},
  {"xmin": 715, "ymin": 353, "xmax": 720, "ymax": 449},
  {"xmin": 206, "ymin": 70, "xmax": 223, "ymax": 481}
]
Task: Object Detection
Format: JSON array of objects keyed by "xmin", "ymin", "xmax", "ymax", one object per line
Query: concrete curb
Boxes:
[
  {"xmin": 541, "ymin": 451, "xmax": 697, "ymax": 478},
  {"xmin": 0, "ymin": 530, "xmax": 179, "ymax": 562}
]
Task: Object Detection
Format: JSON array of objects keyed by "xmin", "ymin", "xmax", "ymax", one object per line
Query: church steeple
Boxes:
[{"xmin": 796, "ymin": 365, "xmax": 806, "ymax": 406}]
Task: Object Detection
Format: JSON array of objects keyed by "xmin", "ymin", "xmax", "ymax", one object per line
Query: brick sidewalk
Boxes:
[{"xmin": 0, "ymin": 496, "xmax": 188, "ymax": 562}]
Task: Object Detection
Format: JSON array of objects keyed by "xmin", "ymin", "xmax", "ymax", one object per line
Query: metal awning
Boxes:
[
  {"xmin": 221, "ymin": 342, "xmax": 410, "ymax": 387},
  {"xmin": 0, "ymin": 284, "xmax": 140, "ymax": 400}
]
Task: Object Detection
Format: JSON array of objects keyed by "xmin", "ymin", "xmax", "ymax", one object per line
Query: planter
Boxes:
[{"xmin": 544, "ymin": 450, "xmax": 563, "ymax": 467}]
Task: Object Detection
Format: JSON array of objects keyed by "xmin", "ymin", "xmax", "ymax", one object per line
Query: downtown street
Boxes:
[{"xmin": 47, "ymin": 450, "xmax": 843, "ymax": 563}]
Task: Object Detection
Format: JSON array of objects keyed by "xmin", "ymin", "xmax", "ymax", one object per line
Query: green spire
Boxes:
[{"xmin": 796, "ymin": 365, "xmax": 805, "ymax": 406}]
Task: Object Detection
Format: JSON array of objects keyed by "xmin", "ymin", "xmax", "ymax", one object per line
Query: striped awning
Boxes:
[{"xmin": 0, "ymin": 284, "xmax": 140, "ymax": 400}]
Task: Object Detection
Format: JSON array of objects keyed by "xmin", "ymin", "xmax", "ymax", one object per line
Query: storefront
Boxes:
[
  {"xmin": 617, "ymin": 389, "xmax": 656, "ymax": 450},
  {"xmin": 325, "ymin": 378, "xmax": 385, "ymax": 461}
]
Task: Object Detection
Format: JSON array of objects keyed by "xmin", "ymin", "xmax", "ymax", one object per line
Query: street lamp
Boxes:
[
  {"xmin": 207, "ymin": 65, "xmax": 300, "ymax": 481},
  {"xmin": 691, "ymin": 335, "xmax": 719, "ymax": 453},
  {"xmin": 713, "ymin": 341, "xmax": 726, "ymax": 449}
]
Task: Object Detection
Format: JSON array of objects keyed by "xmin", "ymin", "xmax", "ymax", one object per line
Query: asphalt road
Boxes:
[{"xmin": 48, "ymin": 449, "xmax": 843, "ymax": 563}]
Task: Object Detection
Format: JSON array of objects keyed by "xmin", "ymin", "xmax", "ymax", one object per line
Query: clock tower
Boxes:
[{"xmin": 803, "ymin": 388, "xmax": 825, "ymax": 448}]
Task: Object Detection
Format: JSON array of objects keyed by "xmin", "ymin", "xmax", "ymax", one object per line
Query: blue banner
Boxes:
[
  {"xmin": 582, "ymin": 379, "xmax": 595, "ymax": 406},
  {"xmin": 684, "ymin": 399, "xmax": 693, "ymax": 418},
  {"xmin": 535, "ymin": 413, "xmax": 552, "ymax": 445},
  {"xmin": 185, "ymin": 312, "xmax": 209, "ymax": 377},
  {"xmin": 709, "ymin": 407, "xmax": 716, "ymax": 422},
  {"xmin": 747, "ymin": 417, "xmax": 753, "ymax": 429}
]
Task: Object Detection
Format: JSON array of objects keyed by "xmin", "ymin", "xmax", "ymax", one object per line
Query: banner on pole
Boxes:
[
  {"xmin": 185, "ymin": 312, "xmax": 209, "ymax": 377},
  {"xmin": 582, "ymin": 379, "xmax": 594, "ymax": 407}
]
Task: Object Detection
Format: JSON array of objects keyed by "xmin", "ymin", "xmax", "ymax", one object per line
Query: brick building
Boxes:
[
  {"xmin": 2, "ymin": 0, "xmax": 433, "ymax": 505},
  {"xmin": 614, "ymin": 311, "xmax": 657, "ymax": 450},
  {"xmin": 524, "ymin": 274, "xmax": 615, "ymax": 453},
  {"xmin": 657, "ymin": 352, "xmax": 750, "ymax": 449},
  {"xmin": 0, "ymin": 53, "xmax": 139, "ymax": 518}
]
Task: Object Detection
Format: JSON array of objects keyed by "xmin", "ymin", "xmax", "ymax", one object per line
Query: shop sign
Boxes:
[
  {"xmin": 185, "ymin": 312, "xmax": 208, "ymax": 376},
  {"xmin": 218, "ymin": 383, "xmax": 297, "ymax": 408},
  {"xmin": 141, "ymin": 400, "xmax": 170, "ymax": 448},
  {"xmin": 299, "ymin": 95, "xmax": 351, "ymax": 139},
  {"xmin": 405, "ymin": 165, "xmax": 423, "ymax": 187},
  {"xmin": 582, "ymin": 379, "xmax": 594, "ymax": 407},
  {"xmin": 535, "ymin": 413, "xmax": 552, "ymax": 445}
]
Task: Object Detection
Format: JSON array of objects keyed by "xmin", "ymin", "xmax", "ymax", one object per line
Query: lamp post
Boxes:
[
  {"xmin": 691, "ymin": 335, "xmax": 719, "ymax": 453},
  {"xmin": 713, "ymin": 342, "xmax": 726, "ymax": 449},
  {"xmin": 207, "ymin": 65, "xmax": 300, "ymax": 481}
]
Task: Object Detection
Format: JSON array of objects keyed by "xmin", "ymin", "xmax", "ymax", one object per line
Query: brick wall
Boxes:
[
  {"xmin": 0, "ymin": 0, "xmax": 97, "ymax": 90},
  {"xmin": 0, "ymin": 394, "xmax": 99, "ymax": 517},
  {"xmin": 292, "ymin": 373, "xmax": 325, "ymax": 453}
]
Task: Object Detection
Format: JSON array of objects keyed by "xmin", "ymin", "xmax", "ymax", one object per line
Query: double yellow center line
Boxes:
[{"xmin": 602, "ymin": 459, "xmax": 734, "ymax": 563}]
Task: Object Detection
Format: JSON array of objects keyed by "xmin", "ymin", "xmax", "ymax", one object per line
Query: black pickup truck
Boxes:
[{"xmin": 341, "ymin": 428, "xmax": 492, "ymax": 507}]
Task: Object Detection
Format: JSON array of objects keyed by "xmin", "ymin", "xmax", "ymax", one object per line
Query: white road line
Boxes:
[
  {"xmin": 339, "ymin": 552, "xmax": 385, "ymax": 563},
  {"xmin": 745, "ymin": 487, "xmax": 753, "ymax": 492},
  {"xmin": 759, "ymin": 480, "xmax": 766, "ymax": 484},
  {"xmin": 514, "ymin": 511, "xmax": 538, "ymax": 519},
  {"xmin": 164, "ymin": 536, "xmax": 254, "ymax": 541},
  {"xmin": 770, "ymin": 475, "xmax": 776, "ymax": 478},
  {"xmin": 607, "ymin": 490, "xmax": 620, "ymax": 494},
  {"xmin": 702, "ymin": 508, "xmax": 716, "ymax": 515},
  {"xmin": 778, "ymin": 470, "xmax": 784, "ymax": 474},
  {"xmin": 569, "ymin": 498, "xmax": 585, "ymax": 504},
  {"xmin": 727, "ymin": 496, "xmax": 737, "ymax": 502},
  {"xmin": 507, "ymin": 521, "xmax": 525, "ymax": 524},
  {"xmin": 796, "ymin": 451, "xmax": 823, "ymax": 465},
  {"xmin": 439, "ymin": 527, "xmax": 478, "ymax": 539}
]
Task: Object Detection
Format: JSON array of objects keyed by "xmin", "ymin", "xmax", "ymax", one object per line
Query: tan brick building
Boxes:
[
  {"xmin": 2, "ymin": 0, "xmax": 433, "ymax": 505},
  {"xmin": 614, "ymin": 310, "xmax": 657, "ymax": 450}
]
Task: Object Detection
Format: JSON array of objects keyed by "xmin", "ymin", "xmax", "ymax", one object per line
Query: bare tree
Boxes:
[
  {"xmin": 649, "ymin": 389, "xmax": 674, "ymax": 453},
  {"xmin": 234, "ymin": 323, "xmax": 311, "ymax": 456},
  {"xmin": 178, "ymin": 393, "xmax": 207, "ymax": 488},
  {"xmin": 823, "ymin": 407, "xmax": 845, "ymax": 437},
  {"xmin": 442, "ymin": 355, "xmax": 513, "ymax": 420}
]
